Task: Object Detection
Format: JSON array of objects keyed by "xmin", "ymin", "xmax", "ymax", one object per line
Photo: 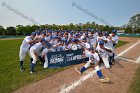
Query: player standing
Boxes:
[
  {"xmin": 109, "ymin": 30, "xmax": 119, "ymax": 64},
  {"xmin": 19, "ymin": 32, "xmax": 36, "ymax": 72}
]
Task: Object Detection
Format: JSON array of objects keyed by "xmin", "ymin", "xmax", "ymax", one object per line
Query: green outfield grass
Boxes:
[
  {"xmin": 115, "ymin": 40, "xmax": 128, "ymax": 48},
  {"xmin": 0, "ymin": 39, "xmax": 128, "ymax": 93},
  {"xmin": 119, "ymin": 36, "xmax": 140, "ymax": 38}
]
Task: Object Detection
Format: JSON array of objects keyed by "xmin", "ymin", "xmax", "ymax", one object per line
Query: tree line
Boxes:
[{"xmin": 0, "ymin": 22, "xmax": 139, "ymax": 36}]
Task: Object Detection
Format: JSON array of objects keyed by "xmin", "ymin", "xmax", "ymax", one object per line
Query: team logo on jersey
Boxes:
[{"xmin": 89, "ymin": 55, "xmax": 94, "ymax": 61}]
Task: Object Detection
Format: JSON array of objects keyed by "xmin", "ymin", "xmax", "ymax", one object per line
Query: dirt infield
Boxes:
[{"xmin": 14, "ymin": 37, "xmax": 140, "ymax": 93}]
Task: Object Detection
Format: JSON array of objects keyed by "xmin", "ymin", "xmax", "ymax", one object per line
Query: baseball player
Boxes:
[
  {"xmin": 96, "ymin": 31, "xmax": 104, "ymax": 49},
  {"xmin": 109, "ymin": 30, "xmax": 119, "ymax": 65},
  {"xmin": 30, "ymin": 38, "xmax": 46, "ymax": 74},
  {"xmin": 70, "ymin": 39, "xmax": 77, "ymax": 50},
  {"xmin": 42, "ymin": 43, "xmax": 55, "ymax": 68},
  {"xmin": 88, "ymin": 31, "xmax": 97, "ymax": 48},
  {"xmin": 19, "ymin": 32, "xmax": 36, "ymax": 72},
  {"xmin": 96, "ymin": 40, "xmax": 112, "ymax": 69},
  {"xmin": 34, "ymin": 31, "xmax": 41, "ymax": 43},
  {"xmin": 45, "ymin": 30, "xmax": 53, "ymax": 42},
  {"xmin": 75, "ymin": 47, "xmax": 109, "ymax": 83}
]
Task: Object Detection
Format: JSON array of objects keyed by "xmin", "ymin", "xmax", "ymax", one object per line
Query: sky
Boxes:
[{"xmin": 0, "ymin": 0, "xmax": 140, "ymax": 28}]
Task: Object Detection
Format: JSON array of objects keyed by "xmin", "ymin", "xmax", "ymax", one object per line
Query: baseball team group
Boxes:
[{"xmin": 19, "ymin": 29, "xmax": 119, "ymax": 83}]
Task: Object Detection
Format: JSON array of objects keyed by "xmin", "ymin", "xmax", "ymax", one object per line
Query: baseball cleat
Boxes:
[
  {"xmin": 112, "ymin": 59, "xmax": 115, "ymax": 65},
  {"xmin": 99, "ymin": 78, "xmax": 109, "ymax": 83},
  {"xmin": 20, "ymin": 67, "xmax": 25, "ymax": 72},
  {"xmin": 75, "ymin": 67, "xmax": 82, "ymax": 75},
  {"xmin": 30, "ymin": 70, "xmax": 37, "ymax": 74}
]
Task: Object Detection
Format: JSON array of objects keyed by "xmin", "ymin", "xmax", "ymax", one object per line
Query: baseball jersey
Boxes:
[
  {"xmin": 96, "ymin": 36, "xmax": 104, "ymax": 49},
  {"xmin": 96, "ymin": 46, "xmax": 110, "ymax": 58},
  {"xmin": 110, "ymin": 34, "xmax": 119, "ymax": 44},
  {"xmin": 87, "ymin": 52, "xmax": 100, "ymax": 63},
  {"xmin": 85, "ymin": 42, "xmax": 91, "ymax": 49},
  {"xmin": 45, "ymin": 36, "xmax": 52, "ymax": 41},
  {"xmin": 89, "ymin": 34, "xmax": 97, "ymax": 44},
  {"xmin": 76, "ymin": 44, "xmax": 82, "ymax": 49},
  {"xmin": 42, "ymin": 48, "xmax": 55, "ymax": 56},
  {"xmin": 102, "ymin": 36, "xmax": 113, "ymax": 48},
  {"xmin": 57, "ymin": 45, "xmax": 65, "ymax": 51},
  {"xmin": 20, "ymin": 36, "xmax": 33, "ymax": 51},
  {"xmin": 31, "ymin": 42, "xmax": 44, "ymax": 54},
  {"xmin": 67, "ymin": 44, "xmax": 72, "ymax": 49}
]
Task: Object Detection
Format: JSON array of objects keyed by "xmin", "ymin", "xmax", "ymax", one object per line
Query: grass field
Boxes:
[
  {"xmin": 0, "ymin": 39, "xmax": 128, "ymax": 93},
  {"xmin": 119, "ymin": 36, "xmax": 140, "ymax": 38}
]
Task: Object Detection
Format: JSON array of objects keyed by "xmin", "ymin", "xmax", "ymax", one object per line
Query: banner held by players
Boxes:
[{"xmin": 47, "ymin": 49, "xmax": 84, "ymax": 68}]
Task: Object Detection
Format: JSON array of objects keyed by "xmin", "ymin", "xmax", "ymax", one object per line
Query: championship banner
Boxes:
[{"xmin": 47, "ymin": 49, "xmax": 84, "ymax": 68}]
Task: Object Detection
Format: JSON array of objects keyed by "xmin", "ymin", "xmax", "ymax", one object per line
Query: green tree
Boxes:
[
  {"xmin": 31, "ymin": 25, "xmax": 40, "ymax": 32},
  {"xmin": 104, "ymin": 25, "xmax": 110, "ymax": 31},
  {"xmin": 68, "ymin": 23, "xmax": 75, "ymax": 30},
  {"xmin": 0, "ymin": 26, "xmax": 6, "ymax": 35},
  {"xmin": 16, "ymin": 25, "xmax": 25, "ymax": 35},
  {"xmin": 24, "ymin": 25, "xmax": 33, "ymax": 35},
  {"xmin": 135, "ymin": 28, "xmax": 140, "ymax": 33},
  {"xmin": 125, "ymin": 27, "xmax": 132, "ymax": 34},
  {"xmin": 6, "ymin": 27, "xmax": 16, "ymax": 36}
]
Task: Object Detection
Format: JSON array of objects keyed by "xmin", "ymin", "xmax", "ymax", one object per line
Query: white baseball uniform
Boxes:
[
  {"xmin": 96, "ymin": 46, "xmax": 111, "ymax": 68},
  {"xmin": 42, "ymin": 48, "xmax": 55, "ymax": 68},
  {"xmin": 30, "ymin": 42, "xmax": 44, "ymax": 64},
  {"xmin": 84, "ymin": 52, "xmax": 100, "ymax": 71},
  {"xmin": 19, "ymin": 36, "xmax": 33, "ymax": 61}
]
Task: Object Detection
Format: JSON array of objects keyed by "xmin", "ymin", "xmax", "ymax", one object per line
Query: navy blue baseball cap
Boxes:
[
  {"xmin": 72, "ymin": 38, "xmax": 75, "ymax": 42},
  {"xmin": 31, "ymin": 32, "xmax": 36, "ymax": 36},
  {"xmin": 112, "ymin": 30, "xmax": 117, "ymax": 33},
  {"xmin": 48, "ymin": 30, "xmax": 52, "ymax": 33},
  {"xmin": 104, "ymin": 31, "xmax": 109, "ymax": 35},
  {"xmin": 89, "ymin": 47, "xmax": 94, "ymax": 51},
  {"xmin": 46, "ymin": 43, "xmax": 51, "ymax": 47},
  {"xmin": 41, "ymin": 38, "xmax": 46, "ymax": 42},
  {"xmin": 76, "ymin": 34, "xmax": 79, "ymax": 37},
  {"xmin": 35, "ymin": 31, "xmax": 40, "ymax": 35},
  {"xmin": 98, "ymin": 30, "xmax": 102, "ymax": 34},
  {"xmin": 41, "ymin": 31, "xmax": 46, "ymax": 35},
  {"xmin": 99, "ymin": 40, "xmax": 104, "ymax": 45}
]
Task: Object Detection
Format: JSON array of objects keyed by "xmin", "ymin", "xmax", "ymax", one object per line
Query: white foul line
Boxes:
[
  {"xmin": 59, "ymin": 41, "xmax": 140, "ymax": 93},
  {"xmin": 136, "ymin": 56, "xmax": 140, "ymax": 63},
  {"xmin": 115, "ymin": 56, "xmax": 138, "ymax": 63},
  {"xmin": 59, "ymin": 66, "xmax": 104, "ymax": 93},
  {"xmin": 118, "ymin": 41, "xmax": 140, "ymax": 56}
]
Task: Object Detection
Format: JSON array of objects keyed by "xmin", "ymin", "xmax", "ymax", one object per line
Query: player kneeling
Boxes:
[
  {"xmin": 96, "ymin": 40, "xmax": 113, "ymax": 69},
  {"xmin": 30, "ymin": 38, "xmax": 46, "ymax": 74},
  {"xmin": 75, "ymin": 48, "xmax": 109, "ymax": 83},
  {"xmin": 42, "ymin": 43, "xmax": 55, "ymax": 68}
]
